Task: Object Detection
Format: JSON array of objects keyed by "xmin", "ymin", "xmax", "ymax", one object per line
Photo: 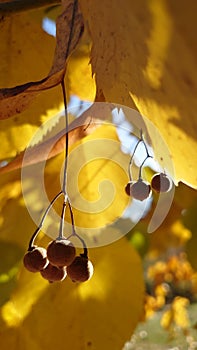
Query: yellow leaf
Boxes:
[
  {"xmin": 0, "ymin": 124, "xmax": 129, "ymax": 247},
  {"xmin": 68, "ymin": 124, "xmax": 130, "ymax": 232},
  {"xmin": 80, "ymin": 0, "xmax": 197, "ymax": 188},
  {"xmin": 0, "ymin": 145, "xmax": 144, "ymax": 348},
  {"xmin": 184, "ymin": 199, "xmax": 197, "ymax": 270},
  {"xmin": 0, "ymin": 10, "xmax": 54, "ymax": 88},
  {"xmin": 0, "ymin": 237, "xmax": 144, "ymax": 350},
  {"xmin": 0, "ymin": 1, "xmax": 83, "ymax": 119},
  {"xmin": 0, "ymin": 112, "xmax": 97, "ymax": 174},
  {"xmin": 147, "ymin": 201, "xmax": 192, "ymax": 256},
  {"xmin": 66, "ymin": 33, "xmax": 96, "ymax": 101},
  {"xmin": 0, "ymin": 241, "xmax": 23, "ymax": 307},
  {"xmin": 0, "ymin": 170, "xmax": 38, "ymax": 252},
  {"xmin": 0, "ymin": 9, "xmax": 63, "ymax": 158},
  {"xmin": 23, "ymin": 123, "xmax": 131, "ymax": 246},
  {"xmin": 0, "ymin": 3, "xmax": 95, "ymax": 164},
  {"xmin": 0, "ymin": 100, "xmax": 64, "ymax": 160}
]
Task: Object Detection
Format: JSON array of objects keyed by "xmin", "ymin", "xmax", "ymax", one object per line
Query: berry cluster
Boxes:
[
  {"xmin": 23, "ymin": 192, "xmax": 94, "ymax": 283},
  {"xmin": 23, "ymin": 238, "xmax": 93, "ymax": 283},
  {"xmin": 23, "ymin": 81, "xmax": 93, "ymax": 284},
  {"xmin": 125, "ymin": 131, "xmax": 173, "ymax": 201}
]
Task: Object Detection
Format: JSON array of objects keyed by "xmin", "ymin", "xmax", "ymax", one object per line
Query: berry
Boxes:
[
  {"xmin": 47, "ymin": 239, "xmax": 76, "ymax": 267},
  {"xmin": 23, "ymin": 246, "xmax": 48, "ymax": 273},
  {"xmin": 125, "ymin": 182, "xmax": 132, "ymax": 196},
  {"xmin": 130, "ymin": 179, "xmax": 151, "ymax": 201},
  {"xmin": 41, "ymin": 263, "xmax": 67, "ymax": 282},
  {"xmin": 66, "ymin": 255, "xmax": 94, "ymax": 282},
  {"xmin": 151, "ymin": 173, "xmax": 172, "ymax": 193}
]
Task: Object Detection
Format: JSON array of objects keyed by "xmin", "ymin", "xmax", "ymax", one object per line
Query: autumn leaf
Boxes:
[
  {"xmin": 19, "ymin": 123, "xmax": 130, "ymax": 244},
  {"xmin": 65, "ymin": 29, "xmax": 96, "ymax": 101},
  {"xmin": 0, "ymin": 0, "xmax": 83, "ymax": 119},
  {"xmin": 144, "ymin": 183, "xmax": 197, "ymax": 257},
  {"xmin": 79, "ymin": 0, "xmax": 197, "ymax": 188},
  {"xmin": 0, "ymin": 140, "xmax": 144, "ymax": 349},
  {"xmin": 0, "ymin": 166, "xmax": 143, "ymax": 348},
  {"xmin": 0, "ymin": 6, "xmax": 96, "ymax": 161},
  {"xmin": 0, "ymin": 102, "xmax": 113, "ymax": 174},
  {"xmin": 0, "ymin": 111, "xmax": 98, "ymax": 174},
  {"xmin": 0, "ymin": 237, "xmax": 144, "ymax": 350},
  {"xmin": 0, "ymin": 1, "xmax": 197, "ymax": 349},
  {"xmin": 66, "ymin": 124, "xmax": 130, "ymax": 238},
  {"xmin": 0, "ymin": 8, "xmax": 63, "ymax": 159}
]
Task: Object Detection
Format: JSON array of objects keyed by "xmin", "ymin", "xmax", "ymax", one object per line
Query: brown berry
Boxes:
[
  {"xmin": 125, "ymin": 182, "xmax": 132, "ymax": 196},
  {"xmin": 23, "ymin": 247, "xmax": 48, "ymax": 273},
  {"xmin": 41, "ymin": 263, "xmax": 67, "ymax": 282},
  {"xmin": 66, "ymin": 255, "xmax": 94, "ymax": 282},
  {"xmin": 47, "ymin": 239, "xmax": 76, "ymax": 267},
  {"xmin": 130, "ymin": 179, "xmax": 151, "ymax": 201},
  {"xmin": 151, "ymin": 173, "xmax": 172, "ymax": 193}
]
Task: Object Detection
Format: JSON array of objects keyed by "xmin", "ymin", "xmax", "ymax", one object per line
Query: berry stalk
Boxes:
[
  {"xmin": 61, "ymin": 0, "xmax": 78, "ymax": 196},
  {"xmin": 28, "ymin": 190, "xmax": 63, "ymax": 251},
  {"xmin": 58, "ymin": 196, "xmax": 67, "ymax": 240},
  {"xmin": 67, "ymin": 199, "xmax": 88, "ymax": 258}
]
